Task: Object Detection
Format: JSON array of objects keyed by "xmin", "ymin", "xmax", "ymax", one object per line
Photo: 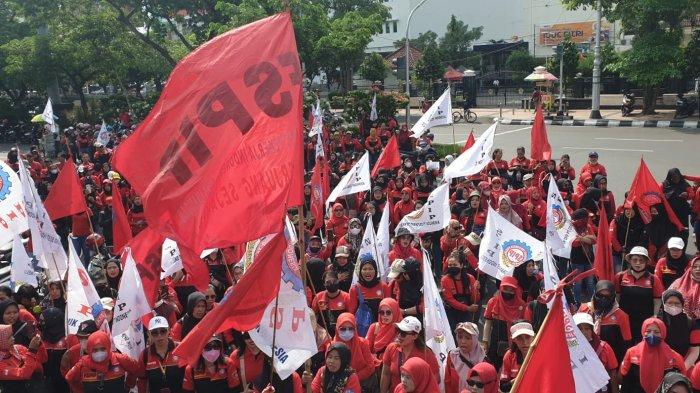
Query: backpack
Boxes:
[{"xmin": 355, "ymin": 288, "xmax": 373, "ymax": 337}]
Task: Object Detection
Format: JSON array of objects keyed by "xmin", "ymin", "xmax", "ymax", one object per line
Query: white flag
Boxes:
[
  {"xmin": 18, "ymin": 158, "xmax": 67, "ymax": 277},
  {"xmin": 65, "ymin": 240, "xmax": 105, "ymax": 334},
  {"xmin": 96, "ymin": 121, "xmax": 110, "ymax": 146},
  {"xmin": 326, "ymin": 152, "xmax": 371, "ymax": 209},
  {"xmin": 542, "ymin": 246, "xmax": 610, "ymax": 392},
  {"xmin": 249, "ymin": 225, "xmax": 317, "ymax": 380},
  {"xmin": 112, "ymin": 249, "xmax": 151, "ymax": 360},
  {"xmin": 314, "ymin": 128, "xmax": 324, "ymax": 160},
  {"xmin": 396, "ymin": 183, "xmax": 450, "ymax": 234},
  {"xmin": 309, "ymin": 99, "xmax": 323, "ymax": 137},
  {"xmin": 0, "ymin": 161, "xmax": 29, "ymax": 248},
  {"xmin": 352, "ymin": 215, "xmax": 387, "ymax": 285},
  {"xmin": 478, "ymin": 206, "xmax": 544, "ymax": 280},
  {"xmin": 41, "ymin": 98, "xmax": 55, "ymax": 125},
  {"xmin": 443, "ymin": 122, "xmax": 496, "ymax": 180},
  {"xmin": 411, "ymin": 88, "xmax": 452, "ymax": 138},
  {"xmin": 376, "ymin": 204, "xmax": 391, "ymax": 281},
  {"xmin": 10, "ymin": 233, "xmax": 37, "ymax": 289},
  {"xmin": 370, "ymin": 94, "xmax": 378, "ymax": 121},
  {"xmin": 422, "ymin": 247, "xmax": 456, "ymax": 391},
  {"xmin": 546, "ymin": 177, "xmax": 576, "ymax": 258},
  {"xmin": 161, "ymin": 238, "xmax": 184, "ymax": 279}
]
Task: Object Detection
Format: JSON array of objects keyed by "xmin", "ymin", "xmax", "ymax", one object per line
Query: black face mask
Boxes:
[
  {"xmin": 593, "ymin": 294, "xmax": 614, "ymax": 312},
  {"xmin": 501, "ymin": 292, "xmax": 515, "ymax": 301},
  {"xmin": 326, "ymin": 283, "xmax": 339, "ymax": 293},
  {"xmin": 447, "ymin": 267, "xmax": 461, "ymax": 276},
  {"xmin": 309, "ymin": 246, "xmax": 321, "ymax": 253}
]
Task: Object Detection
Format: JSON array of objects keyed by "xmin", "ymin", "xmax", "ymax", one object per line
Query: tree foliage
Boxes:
[
  {"xmin": 576, "ymin": 42, "xmax": 619, "ymax": 77},
  {"xmin": 414, "ymin": 40, "xmax": 443, "ymax": 97},
  {"xmin": 393, "ymin": 31, "xmax": 438, "ymax": 52},
  {"xmin": 545, "ymin": 37, "xmax": 580, "ymax": 87},
  {"xmin": 358, "ymin": 52, "xmax": 389, "ymax": 83},
  {"xmin": 438, "ymin": 15, "xmax": 483, "ymax": 67},
  {"xmin": 505, "ymin": 49, "xmax": 537, "ymax": 81}
]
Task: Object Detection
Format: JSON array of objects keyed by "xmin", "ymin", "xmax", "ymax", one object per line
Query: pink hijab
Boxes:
[
  {"xmin": 669, "ymin": 256, "xmax": 700, "ymax": 318},
  {"xmin": 497, "ymin": 195, "xmax": 523, "ymax": 228}
]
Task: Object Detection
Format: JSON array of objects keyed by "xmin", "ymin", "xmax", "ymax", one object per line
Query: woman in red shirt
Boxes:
[
  {"xmin": 441, "ymin": 252, "xmax": 480, "ymax": 332},
  {"xmin": 365, "ymin": 298, "xmax": 402, "ymax": 358},
  {"xmin": 498, "ymin": 322, "xmax": 535, "ymax": 392},
  {"xmin": 444, "ymin": 322, "xmax": 485, "ymax": 393},
  {"xmin": 306, "ymin": 342, "xmax": 361, "ymax": 393},
  {"xmin": 482, "ymin": 277, "xmax": 526, "ymax": 373},
  {"xmin": 332, "ymin": 313, "xmax": 376, "ymax": 386},
  {"xmin": 523, "ymin": 186, "xmax": 546, "ymax": 240},
  {"xmin": 486, "ymin": 149, "xmax": 509, "ymax": 182},
  {"xmin": 348, "ymin": 257, "xmax": 390, "ymax": 321}
]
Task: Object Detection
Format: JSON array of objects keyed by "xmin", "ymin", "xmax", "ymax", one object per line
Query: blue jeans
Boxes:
[
  {"xmin": 572, "ymin": 263, "xmax": 595, "ymax": 305},
  {"xmin": 70, "ymin": 236, "xmax": 91, "ymax": 267}
]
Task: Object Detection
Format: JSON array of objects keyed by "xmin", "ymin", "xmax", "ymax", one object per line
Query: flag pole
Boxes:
[
  {"xmin": 268, "ymin": 292, "xmax": 281, "ymax": 383},
  {"xmin": 451, "ymin": 123, "xmax": 458, "ymax": 155},
  {"xmin": 621, "ymin": 213, "xmax": 631, "ymax": 271},
  {"xmin": 296, "ymin": 205, "xmax": 313, "ymax": 393}
]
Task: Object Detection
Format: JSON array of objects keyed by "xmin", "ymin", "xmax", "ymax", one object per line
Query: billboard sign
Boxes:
[{"xmin": 538, "ymin": 21, "xmax": 612, "ymax": 46}]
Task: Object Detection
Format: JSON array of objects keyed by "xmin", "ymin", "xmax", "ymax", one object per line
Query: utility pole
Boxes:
[
  {"xmin": 405, "ymin": 0, "xmax": 430, "ymax": 128},
  {"xmin": 590, "ymin": 0, "xmax": 603, "ymax": 119}
]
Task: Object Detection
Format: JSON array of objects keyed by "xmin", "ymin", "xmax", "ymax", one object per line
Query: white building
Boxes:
[{"xmin": 368, "ymin": 0, "xmax": 619, "ymax": 58}]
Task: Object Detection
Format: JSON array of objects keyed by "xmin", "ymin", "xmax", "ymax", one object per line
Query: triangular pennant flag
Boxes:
[
  {"xmin": 42, "ymin": 98, "xmax": 55, "ymax": 125},
  {"xmin": 161, "ymin": 238, "xmax": 184, "ymax": 279},
  {"xmin": 11, "ymin": 233, "xmax": 37, "ymax": 289},
  {"xmin": 325, "ymin": 152, "xmax": 371, "ymax": 209},
  {"xmin": 461, "ymin": 130, "xmax": 475, "ymax": 153},
  {"xmin": 444, "ymin": 122, "xmax": 496, "ymax": 180},
  {"xmin": 371, "ymin": 135, "xmax": 401, "ymax": 177},
  {"xmin": 626, "ymin": 158, "xmax": 684, "ymax": 230},
  {"xmin": 44, "ymin": 160, "xmax": 89, "ymax": 220},
  {"xmin": 594, "ymin": 203, "xmax": 615, "ymax": 282},
  {"xmin": 396, "ymin": 183, "xmax": 450, "ymax": 234},
  {"xmin": 411, "ymin": 88, "xmax": 452, "ymax": 138},
  {"xmin": 96, "ymin": 121, "xmax": 110, "ymax": 146},
  {"xmin": 530, "ymin": 106, "xmax": 552, "ymax": 161},
  {"xmin": 65, "ymin": 240, "xmax": 105, "ymax": 334}
]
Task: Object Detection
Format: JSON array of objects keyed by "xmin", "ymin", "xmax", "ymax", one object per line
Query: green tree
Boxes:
[
  {"xmin": 414, "ymin": 40, "xmax": 443, "ymax": 98},
  {"xmin": 545, "ymin": 37, "xmax": 579, "ymax": 87},
  {"xmin": 505, "ymin": 49, "xmax": 537, "ymax": 81},
  {"xmin": 393, "ymin": 30, "xmax": 439, "ymax": 52},
  {"xmin": 438, "ymin": 15, "xmax": 483, "ymax": 67},
  {"xmin": 576, "ymin": 43, "xmax": 619, "ymax": 77},
  {"xmin": 683, "ymin": 30, "xmax": 700, "ymax": 80},
  {"xmin": 358, "ymin": 52, "xmax": 389, "ymax": 83}
]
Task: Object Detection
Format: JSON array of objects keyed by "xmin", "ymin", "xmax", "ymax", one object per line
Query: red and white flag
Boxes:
[{"xmin": 112, "ymin": 13, "xmax": 304, "ymax": 253}]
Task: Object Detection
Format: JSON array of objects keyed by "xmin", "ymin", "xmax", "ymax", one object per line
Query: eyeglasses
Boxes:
[
  {"xmin": 150, "ymin": 328, "xmax": 168, "ymax": 336},
  {"xmin": 378, "ymin": 310, "xmax": 392, "ymax": 316},
  {"xmin": 467, "ymin": 380, "xmax": 484, "ymax": 388}
]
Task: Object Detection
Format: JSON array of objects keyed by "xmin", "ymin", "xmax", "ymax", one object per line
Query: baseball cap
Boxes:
[
  {"xmin": 668, "ymin": 237, "xmax": 685, "ymax": 250},
  {"xmin": 523, "ymin": 173, "xmax": 534, "ymax": 181},
  {"xmin": 455, "ymin": 322, "xmax": 479, "ymax": 335},
  {"xmin": 466, "ymin": 232, "xmax": 481, "ymax": 246},
  {"xmin": 100, "ymin": 297, "xmax": 115, "ymax": 311},
  {"xmin": 395, "ymin": 316, "xmax": 422, "ymax": 333},
  {"xmin": 573, "ymin": 313, "xmax": 594, "ymax": 328},
  {"xmin": 77, "ymin": 320, "xmax": 98, "ymax": 337},
  {"xmin": 387, "ymin": 259, "xmax": 406, "ymax": 280},
  {"xmin": 335, "ymin": 246, "xmax": 350, "ymax": 258},
  {"xmin": 588, "ymin": 151, "xmax": 599, "ymax": 158},
  {"xmin": 148, "ymin": 316, "xmax": 169, "ymax": 331},
  {"xmin": 627, "ymin": 246, "xmax": 650, "ymax": 260},
  {"xmin": 510, "ymin": 322, "xmax": 535, "ymax": 339}
]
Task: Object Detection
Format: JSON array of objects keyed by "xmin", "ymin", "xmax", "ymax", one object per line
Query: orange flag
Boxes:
[
  {"xmin": 511, "ymin": 290, "xmax": 575, "ymax": 393},
  {"xmin": 626, "ymin": 158, "xmax": 684, "ymax": 231},
  {"xmin": 594, "ymin": 202, "xmax": 615, "ymax": 281},
  {"xmin": 371, "ymin": 135, "xmax": 401, "ymax": 177},
  {"xmin": 530, "ymin": 106, "xmax": 552, "ymax": 161},
  {"xmin": 461, "ymin": 130, "xmax": 475, "ymax": 153},
  {"xmin": 44, "ymin": 160, "xmax": 88, "ymax": 220},
  {"xmin": 111, "ymin": 182, "xmax": 132, "ymax": 255}
]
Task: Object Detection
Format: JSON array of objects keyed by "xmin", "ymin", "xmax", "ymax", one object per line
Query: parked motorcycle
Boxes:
[
  {"xmin": 621, "ymin": 92, "xmax": 635, "ymax": 117},
  {"xmin": 675, "ymin": 94, "xmax": 697, "ymax": 118}
]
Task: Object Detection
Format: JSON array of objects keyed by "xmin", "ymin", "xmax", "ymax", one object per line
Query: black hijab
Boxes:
[
  {"xmin": 398, "ymin": 259, "xmax": 423, "ymax": 309},
  {"xmin": 105, "ymin": 259, "xmax": 122, "ymax": 291},
  {"xmin": 513, "ymin": 261, "xmax": 536, "ymax": 300},
  {"xmin": 646, "ymin": 204, "xmax": 679, "ymax": 247},
  {"xmin": 323, "ymin": 343, "xmax": 353, "ymax": 393},
  {"xmin": 658, "ymin": 290, "xmax": 691, "ymax": 357},
  {"xmin": 41, "ymin": 307, "xmax": 66, "ymax": 344},
  {"xmin": 357, "ymin": 258, "xmax": 380, "ymax": 288},
  {"xmin": 663, "ymin": 168, "xmax": 692, "ymax": 220},
  {"xmin": 0, "ymin": 299, "xmax": 29, "ymax": 347},
  {"xmin": 180, "ymin": 292, "xmax": 206, "ymax": 339}
]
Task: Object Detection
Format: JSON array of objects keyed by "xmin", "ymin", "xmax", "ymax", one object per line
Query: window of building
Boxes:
[
  {"xmin": 393, "ymin": 21, "xmax": 398, "ymax": 33},
  {"xmin": 385, "ymin": 22, "xmax": 390, "ymax": 34}
]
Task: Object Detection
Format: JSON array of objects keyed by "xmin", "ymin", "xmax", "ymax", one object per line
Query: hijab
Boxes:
[
  {"xmin": 513, "ymin": 261, "xmax": 536, "ymax": 300},
  {"xmin": 105, "ymin": 259, "xmax": 122, "ymax": 291},
  {"xmin": 41, "ymin": 307, "xmax": 66, "ymax": 344},
  {"xmin": 0, "ymin": 299, "xmax": 29, "ymax": 347},
  {"xmin": 357, "ymin": 258, "xmax": 380, "ymax": 288},
  {"xmin": 497, "ymin": 195, "xmax": 523, "ymax": 228},
  {"xmin": 373, "ymin": 298, "xmax": 402, "ymax": 353},
  {"xmin": 181, "ymin": 292, "xmax": 206, "ymax": 339},
  {"xmin": 458, "ymin": 324, "xmax": 486, "ymax": 365},
  {"xmin": 344, "ymin": 218, "xmax": 362, "ymax": 251},
  {"xmin": 395, "ymin": 357, "xmax": 439, "ymax": 393},
  {"xmin": 490, "ymin": 277, "xmax": 526, "ymax": 324},
  {"xmin": 82, "ymin": 331, "xmax": 113, "ymax": 373},
  {"xmin": 669, "ymin": 257, "xmax": 700, "ymax": 319},
  {"xmin": 646, "ymin": 204, "xmax": 678, "ymax": 247},
  {"xmin": 323, "ymin": 343, "xmax": 353, "ymax": 393},
  {"xmin": 658, "ymin": 290, "xmax": 691, "ymax": 356},
  {"xmin": 637, "ymin": 318, "xmax": 681, "ymax": 393},
  {"xmin": 654, "ymin": 371, "xmax": 692, "ymax": 393},
  {"xmin": 332, "ymin": 313, "xmax": 365, "ymax": 371},
  {"xmin": 468, "ymin": 362, "xmax": 499, "ymax": 393}
]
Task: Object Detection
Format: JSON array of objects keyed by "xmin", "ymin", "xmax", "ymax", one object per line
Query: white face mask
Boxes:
[
  {"xmin": 349, "ymin": 227, "xmax": 361, "ymax": 235},
  {"xmin": 665, "ymin": 305, "xmax": 684, "ymax": 316},
  {"xmin": 91, "ymin": 350, "xmax": 108, "ymax": 363},
  {"xmin": 339, "ymin": 330, "xmax": 355, "ymax": 342}
]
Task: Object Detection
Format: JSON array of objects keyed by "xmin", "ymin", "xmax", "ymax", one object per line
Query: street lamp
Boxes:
[
  {"xmin": 405, "ymin": 0, "xmax": 431, "ymax": 128},
  {"xmin": 590, "ymin": 0, "xmax": 603, "ymax": 119}
]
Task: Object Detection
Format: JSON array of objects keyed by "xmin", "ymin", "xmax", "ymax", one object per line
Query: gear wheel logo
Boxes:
[
  {"xmin": 0, "ymin": 167, "xmax": 12, "ymax": 202},
  {"xmin": 500, "ymin": 239, "xmax": 532, "ymax": 268}
]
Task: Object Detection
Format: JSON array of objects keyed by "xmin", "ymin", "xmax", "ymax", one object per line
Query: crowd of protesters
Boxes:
[{"xmin": 1, "ymin": 103, "xmax": 700, "ymax": 393}]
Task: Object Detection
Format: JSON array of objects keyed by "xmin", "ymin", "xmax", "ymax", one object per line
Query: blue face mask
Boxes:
[{"xmin": 644, "ymin": 334, "xmax": 661, "ymax": 347}]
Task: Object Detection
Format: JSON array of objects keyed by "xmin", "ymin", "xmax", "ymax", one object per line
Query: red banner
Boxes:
[{"xmin": 112, "ymin": 13, "xmax": 303, "ymax": 253}]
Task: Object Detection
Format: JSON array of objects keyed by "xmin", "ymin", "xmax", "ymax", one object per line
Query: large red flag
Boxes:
[
  {"xmin": 594, "ymin": 202, "xmax": 615, "ymax": 281},
  {"xmin": 44, "ymin": 160, "xmax": 89, "ymax": 220},
  {"xmin": 124, "ymin": 227, "xmax": 209, "ymax": 307},
  {"xmin": 511, "ymin": 291, "xmax": 575, "ymax": 393},
  {"xmin": 310, "ymin": 159, "xmax": 329, "ymax": 233},
  {"xmin": 530, "ymin": 106, "xmax": 552, "ymax": 161},
  {"xmin": 173, "ymin": 230, "xmax": 287, "ymax": 366},
  {"xmin": 626, "ymin": 158, "xmax": 684, "ymax": 231},
  {"xmin": 112, "ymin": 13, "xmax": 304, "ymax": 253},
  {"xmin": 111, "ymin": 181, "xmax": 132, "ymax": 255},
  {"xmin": 371, "ymin": 135, "xmax": 401, "ymax": 177},
  {"xmin": 461, "ymin": 130, "xmax": 475, "ymax": 153}
]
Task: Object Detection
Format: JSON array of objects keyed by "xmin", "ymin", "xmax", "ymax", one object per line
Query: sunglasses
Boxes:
[
  {"xmin": 150, "ymin": 328, "xmax": 168, "ymax": 336},
  {"xmin": 467, "ymin": 380, "xmax": 484, "ymax": 388},
  {"xmin": 378, "ymin": 310, "xmax": 392, "ymax": 316}
]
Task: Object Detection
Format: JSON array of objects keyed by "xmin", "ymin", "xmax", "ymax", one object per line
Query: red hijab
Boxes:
[
  {"xmin": 332, "ymin": 313, "xmax": 366, "ymax": 369},
  {"xmin": 395, "ymin": 357, "xmax": 439, "ymax": 393},
  {"xmin": 82, "ymin": 331, "xmax": 113, "ymax": 373},
  {"xmin": 670, "ymin": 257, "xmax": 700, "ymax": 319},
  {"xmin": 467, "ymin": 362, "xmax": 499, "ymax": 393},
  {"xmin": 636, "ymin": 318, "xmax": 684, "ymax": 393},
  {"xmin": 373, "ymin": 298, "xmax": 402, "ymax": 352},
  {"xmin": 490, "ymin": 276, "xmax": 526, "ymax": 324}
]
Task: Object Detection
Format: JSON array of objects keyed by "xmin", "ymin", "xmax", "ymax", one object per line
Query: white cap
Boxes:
[
  {"xmin": 148, "ymin": 316, "xmax": 169, "ymax": 331},
  {"xmin": 395, "ymin": 316, "xmax": 422, "ymax": 333},
  {"xmin": 523, "ymin": 173, "xmax": 534, "ymax": 181},
  {"xmin": 200, "ymin": 248, "xmax": 218, "ymax": 259},
  {"xmin": 573, "ymin": 312, "xmax": 594, "ymax": 328},
  {"xmin": 387, "ymin": 259, "xmax": 406, "ymax": 280},
  {"xmin": 510, "ymin": 322, "xmax": 535, "ymax": 339},
  {"xmin": 668, "ymin": 237, "xmax": 685, "ymax": 250},
  {"xmin": 627, "ymin": 246, "xmax": 650, "ymax": 260},
  {"xmin": 100, "ymin": 297, "xmax": 114, "ymax": 311}
]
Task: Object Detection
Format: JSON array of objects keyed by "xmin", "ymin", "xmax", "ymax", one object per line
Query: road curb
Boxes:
[{"xmin": 496, "ymin": 118, "xmax": 700, "ymax": 128}]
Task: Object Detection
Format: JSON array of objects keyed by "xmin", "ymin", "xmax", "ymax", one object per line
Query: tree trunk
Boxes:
[{"xmin": 642, "ymin": 85, "xmax": 657, "ymax": 115}]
